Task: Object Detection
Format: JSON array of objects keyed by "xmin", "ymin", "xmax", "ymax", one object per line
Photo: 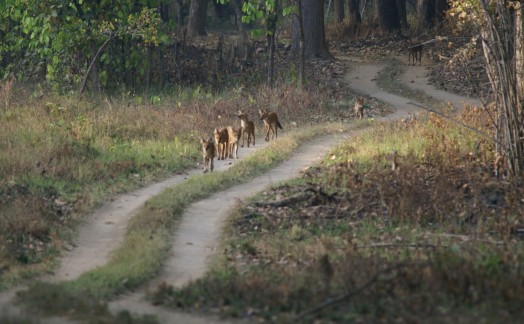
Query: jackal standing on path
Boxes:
[
  {"xmin": 227, "ymin": 126, "xmax": 241, "ymax": 159},
  {"xmin": 354, "ymin": 97, "xmax": 364, "ymax": 119},
  {"xmin": 408, "ymin": 44, "xmax": 423, "ymax": 65},
  {"xmin": 258, "ymin": 109, "xmax": 283, "ymax": 142},
  {"xmin": 214, "ymin": 127, "xmax": 229, "ymax": 160},
  {"xmin": 200, "ymin": 137, "xmax": 215, "ymax": 173},
  {"xmin": 237, "ymin": 110, "xmax": 255, "ymax": 148}
]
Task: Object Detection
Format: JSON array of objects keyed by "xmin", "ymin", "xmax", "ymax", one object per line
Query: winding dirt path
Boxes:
[
  {"xmin": 0, "ymin": 56, "xmax": 482, "ymax": 323},
  {"xmin": 52, "ymin": 143, "xmax": 267, "ymax": 282}
]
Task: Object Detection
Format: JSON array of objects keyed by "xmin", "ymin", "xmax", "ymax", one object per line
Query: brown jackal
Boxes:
[
  {"xmin": 408, "ymin": 44, "xmax": 423, "ymax": 65},
  {"xmin": 258, "ymin": 109, "xmax": 283, "ymax": 142},
  {"xmin": 214, "ymin": 127, "xmax": 229, "ymax": 160},
  {"xmin": 237, "ymin": 110, "xmax": 255, "ymax": 147},
  {"xmin": 354, "ymin": 97, "xmax": 364, "ymax": 119},
  {"xmin": 227, "ymin": 126, "xmax": 241, "ymax": 159},
  {"xmin": 200, "ymin": 137, "xmax": 215, "ymax": 173}
]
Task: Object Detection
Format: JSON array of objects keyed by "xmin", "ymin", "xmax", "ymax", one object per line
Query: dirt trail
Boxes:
[
  {"xmin": 109, "ymin": 133, "xmax": 351, "ymax": 322},
  {"xmin": 52, "ymin": 142, "xmax": 267, "ymax": 282},
  {"xmin": 0, "ymin": 56, "xmax": 482, "ymax": 323},
  {"xmin": 396, "ymin": 57, "xmax": 483, "ymax": 110}
]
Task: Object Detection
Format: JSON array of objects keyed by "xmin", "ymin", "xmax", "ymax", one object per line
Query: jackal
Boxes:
[
  {"xmin": 408, "ymin": 44, "xmax": 423, "ymax": 65},
  {"xmin": 227, "ymin": 126, "xmax": 241, "ymax": 159},
  {"xmin": 214, "ymin": 127, "xmax": 229, "ymax": 160},
  {"xmin": 200, "ymin": 137, "xmax": 215, "ymax": 173},
  {"xmin": 237, "ymin": 110, "xmax": 255, "ymax": 148},
  {"xmin": 354, "ymin": 97, "xmax": 364, "ymax": 119},
  {"xmin": 258, "ymin": 109, "xmax": 283, "ymax": 142}
]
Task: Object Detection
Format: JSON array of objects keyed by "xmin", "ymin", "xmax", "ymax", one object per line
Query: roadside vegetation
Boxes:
[
  {"xmin": 156, "ymin": 105, "xmax": 524, "ymax": 322},
  {"xmin": 0, "ymin": 72, "xmax": 357, "ymax": 290}
]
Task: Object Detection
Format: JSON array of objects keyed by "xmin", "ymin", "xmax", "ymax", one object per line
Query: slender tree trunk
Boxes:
[
  {"xmin": 212, "ymin": 0, "xmax": 225, "ymax": 20},
  {"xmin": 347, "ymin": 0, "xmax": 361, "ymax": 35},
  {"xmin": 516, "ymin": 2, "xmax": 524, "ymax": 113},
  {"xmin": 231, "ymin": 0, "xmax": 248, "ymax": 46},
  {"xmin": 376, "ymin": 0, "xmax": 401, "ymax": 34},
  {"xmin": 267, "ymin": 34, "xmax": 275, "ymax": 88},
  {"xmin": 146, "ymin": 46, "xmax": 152, "ymax": 101},
  {"xmin": 434, "ymin": 0, "xmax": 449, "ymax": 24},
  {"xmin": 396, "ymin": 0, "xmax": 408, "ymax": 31},
  {"xmin": 291, "ymin": 0, "xmax": 331, "ymax": 59},
  {"xmin": 334, "ymin": 0, "xmax": 345, "ymax": 23},
  {"xmin": 79, "ymin": 34, "xmax": 115, "ymax": 96},
  {"xmin": 88, "ymin": 40, "xmax": 102, "ymax": 93},
  {"xmin": 187, "ymin": 0, "xmax": 208, "ymax": 36},
  {"xmin": 297, "ymin": 0, "xmax": 305, "ymax": 89},
  {"xmin": 416, "ymin": 0, "xmax": 435, "ymax": 30},
  {"xmin": 266, "ymin": 0, "xmax": 279, "ymax": 88},
  {"xmin": 174, "ymin": 0, "xmax": 185, "ymax": 26},
  {"xmin": 157, "ymin": 47, "xmax": 166, "ymax": 88}
]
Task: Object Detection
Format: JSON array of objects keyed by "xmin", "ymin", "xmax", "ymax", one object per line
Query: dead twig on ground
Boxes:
[
  {"xmin": 295, "ymin": 263, "xmax": 424, "ymax": 321},
  {"xmin": 357, "ymin": 242, "xmax": 438, "ymax": 250}
]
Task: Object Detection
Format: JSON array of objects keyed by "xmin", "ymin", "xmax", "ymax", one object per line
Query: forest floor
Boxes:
[{"xmin": 0, "ymin": 53, "xmax": 482, "ymax": 323}]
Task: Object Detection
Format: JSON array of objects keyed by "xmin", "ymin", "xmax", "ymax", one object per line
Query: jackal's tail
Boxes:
[{"xmin": 277, "ymin": 121, "xmax": 283, "ymax": 129}]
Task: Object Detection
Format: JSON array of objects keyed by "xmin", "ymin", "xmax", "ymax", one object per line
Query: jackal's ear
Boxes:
[{"xmin": 200, "ymin": 138, "xmax": 205, "ymax": 143}]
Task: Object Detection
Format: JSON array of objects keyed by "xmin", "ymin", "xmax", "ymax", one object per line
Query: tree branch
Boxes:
[{"xmin": 78, "ymin": 33, "xmax": 116, "ymax": 97}]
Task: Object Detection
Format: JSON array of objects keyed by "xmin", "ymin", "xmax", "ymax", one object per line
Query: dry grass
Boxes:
[{"xmin": 0, "ymin": 74, "xmax": 355, "ymax": 288}]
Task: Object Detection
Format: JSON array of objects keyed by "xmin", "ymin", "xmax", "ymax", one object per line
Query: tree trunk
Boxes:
[
  {"xmin": 396, "ymin": 0, "xmax": 408, "ymax": 31},
  {"xmin": 79, "ymin": 34, "xmax": 115, "ymax": 96},
  {"xmin": 334, "ymin": 0, "xmax": 345, "ymax": 23},
  {"xmin": 376, "ymin": 0, "xmax": 401, "ymax": 34},
  {"xmin": 187, "ymin": 0, "xmax": 208, "ymax": 36},
  {"xmin": 515, "ymin": 0, "xmax": 524, "ymax": 112},
  {"xmin": 174, "ymin": 0, "xmax": 185, "ymax": 26},
  {"xmin": 230, "ymin": 0, "xmax": 248, "ymax": 45},
  {"xmin": 267, "ymin": 34, "xmax": 275, "ymax": 88},
  {"xmin": 297, "ymin": 0, "xmax": 305, "ymax": 89},
  {"xmin": 347, "ymin": 0, "xmax": 361, "ymax": 35},
  {"xmin": 434, "ymin": 0, "xmax": 449, "ymax": 24},
  {"xmin": 416, "ymin": 0, "xmax": 435, "ymax": 30},
  {"xmin": 478, "ymin": 0, "xmax": 524, "ymax": 176},
  {"xmin": 266, "ymin": 0, "xmax": 279, "ymax": 88},
  {"xmin": 291, "ymin": 0, "xmax": 331, "ymax": 59},
  {"xmin": 212, "ymin": 0, "xmax": 225, "ymax": 20}
]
